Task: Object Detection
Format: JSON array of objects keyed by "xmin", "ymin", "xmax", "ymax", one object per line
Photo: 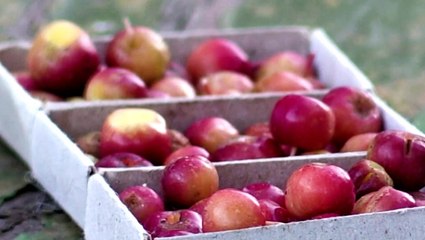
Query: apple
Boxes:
[
  {"xmin": 258, "ymin": 199, "xmax": 287, "ymax": 222},
  {"xmin": 322, "ymin": 86, "xmax": 383, "ymax": 145},
  {"xmin": 95, "ymin": 152, "xmax": 153, "ymax": 168},
  {"xmin": 255, "ymin": 71, "xmax": 314, "ymax": 92},
  {"xmin": 244, "ymin": 122, "xmax": 272, "ymax": 138},
  {"xmin": 27, "ymin": 20, "xmax": 100, "ymax": 96},
  {"xmin": 340, "ymin": 132, "xmax": 378, "ymax": 152},
  {"xmin": 255, "ymin": 51, "xmax": 313, "ymax": 80},
  {"xmin": 352, "ymin": 186, "xmax": 416, "ymax": 214},
  {"xmin": 146, "ymin": 89, "xmax": 170, "ymax": 99},
  {"xmin": 83, "ymin": 67, "xmax": 148, "ymax": 100},
  {"xmin": 310, "ymin": 213, "xmax": 340, "ymax": 220},
  {"xmin": 29, "ymin": 90, "xmax": 63, "ymax": 102},
  {"xmin": 150, "ymin": 76, "xmax": 196, "ymax": 98},
  {"xmin": 163, "ymin": 145, "xmax": 210, "ymax": 165},
  {"xmin": 75, "ymin": 131, "xmax": 101, "ymax": 157},
  {"xmin": 285, "ymin": 162, "xmax": 355, "ymax": 219},
  {"xmin": 189, "ymin": 197, "xmax": 210, "ymax": 215},
  {"xmin": 164, "ymin": 61, "xmax": 190, "ymax": 80},
  {"xmin": 186, "ymin": 38, "xmax": 252, "ymax": 84},
  {"xmin": 99, "ymin": 108, "xmax": 172, "ymax": 165},
  {"xmin": 270, "ymin": 94, "xmax": 335, "ymax": 151},
  {"xmin": 202, "ymin": 188, "xmax": 265, "ymax": 232},
  {"xmin": 185, "ymin": 117, "xmax": 239, "ymax": 153},
  {"xmin": 242, "ymin": 182, "xmax": 285, "ymax": 206},
  {"xmin": 197, "ymin": 71, "xmax": 254, "ymax": 95},
  {"xmin": 13, "ymin": 71, "xmax": 40, "ymax": 91},
  {"xmin": 143, "ymin": 210, "xmax": 202, "ymax": 238},
  {"xmin": 348, "ymin": 159, "xmax": 393, "ymax": 198},
  {"xmin": 118, "ymin": 185, "xmax": 164, "ymax": 224},
  {"xmin": 167, "ymin": 129, "xmax": 190, "ymax": 152},
  {"xmin": 367, "ymin": 130, "xmax": 425, "ymax": 191},
  {"xmin": 161, "ymin": 155, "xmax": 219, "ymax": 208},
  {"xmin": 106, "ymin": 21, "xmax": 170, "ymax": 85}
]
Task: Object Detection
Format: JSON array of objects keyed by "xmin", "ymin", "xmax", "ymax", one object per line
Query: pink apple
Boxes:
[
  {"xmin": 255, "ymin": 71, "xmax": 313, "ymax": 92},
  {"xmin": 150, "ymin": 76, "xmax": 196, "ymax": 98},
  {"xmin": 143, "ymin": 210, "xmax": 202, "ymax": 238},
  {"xmin": 163, "ymin": 145, "xmax": 210, "ymax": 165},
  {"xmin": 340, "ymin": 132, "xmax": 378, "ymax": 152},
  {"xmin": 242, "ymin": 182, "xmax": 285, "ymax": 206},
  {"xmin": 76, "ymin": 131, "xmax": 100, "ymax": 158},
  {"xmin": 95, "ymin": 152, "xmax": 153, "ymax": 168},
  {"xmin": 197, "ymin": 71, "xmax": 254, "ymax": 95}
]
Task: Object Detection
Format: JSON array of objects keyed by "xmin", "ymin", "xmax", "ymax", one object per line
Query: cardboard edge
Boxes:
[
  {"xmin": 310, "ymin": 29, "xmax": 375, "ymax": 91},
  {"xmin": 85, "ymin": 174, "xmax": 149, "ymax": 240},
  {"xmin": 30, "ymin": 111, "xmax": 95, "ymax": 228}
]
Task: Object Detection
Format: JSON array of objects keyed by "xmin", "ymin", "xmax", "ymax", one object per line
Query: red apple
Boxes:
[
  {"xmin": 409, "ymin": 191, "xmax": 425, "ymax": 207},
  {"xmin": 95, "ymin": 152, "xmax": 153, "ymax": 168},
  {"xmin": 29, "ymin": 90, "xmax": 63, "ymax": 102},
  {"xmin": 202, "ymin": 188, "xmax": 266, "ymax": 232},
  {"xmin": 13, "ymin": 71, "xmax": 40, "ymax": 91},
  {"xmin": 258, "ymin": 199, "xmax": 287, "ymax": 222},
  {"xmin": 186, "ymin": 38, "xmax": 252, "ymax": 84},
  {"xmin": 256, "ymin": 51, "xmax": 312, "ymax": 80},
  {"xmin": 244, "ymin": 122, "xmax": 272, "ymax": 138},
  {"xmin": 164, "ymin": 61, "xmax": 190, "ymax": 80},
  {"xmin": 84, "ymin": 67, "xmax": 148, "ymax": 100},
  {"xmin": 255, "ymin": 71, "xmax": 313, "ymax": 93},
  {"xmin": 143, "ymin": 210, "xmax": 202, "ymax": 238},
  {"xmin": 340, "ymin": 132, "xmax": 378, "ymax": 152},
  {"xmin": 150, "ymin": 76, "xmax": 196, "ymax": 98},
  {"xmin": 352, "ymin": 186, "xmax": 416, "ymax": 214},
  {"xmin": 99, "ymin": 108, "xmax": 172, "ymax": 165},
  {"xmin": 27, "ymin": 20, "xmax": 100, "ymax": 96},
  {"xmin": 322, "ymin": 86, "xmax": 383, "ymax": 145},
  {"xmin": 270, "ymin": 94, "xmax": 335, "ymax": 151},
  {"xmin": 285, "ymin": 162, "xmax": 355, "ymax": 219},
  {"xmin": 185, "ymin": 117, "xmax": 239, "ymax": 153},
  {"xmin": 189, "ymin": 197, "xmax": 210, "ymax": 215},
  {"xmin": 106, "ymin": 22, "xmax": 170, "ymax": 85},
  {"xmin": 348, "ymin": 159, "xmax": 393, "ymax": 198},
  {"xmin": 161, "ymin": 155, "xmax": 219, "ymax": 208},
  {"xmin": 76, "ymin": 131, "xmax": 100, "ymax": 158},
  {"xmin": 367, "ymin": 130, "xmax": 425, "ymax": 191},
  {"xmin": 197, "ymin": 71, "xmax": 254, "ymax": 95},
  {"xmin": 167, "ymin": 129, "xmax": 190, "ymax": 152},
  {"xmin": 164, "ymin": 145, "xmax": 210, "ymax": 165},
  {"xmin": 242, "ymin": 182, "xmax": 285, "ymax": 206},
  {"xmin": 118, "ymin": 185, "xmax": 164, "ymax": 224}
]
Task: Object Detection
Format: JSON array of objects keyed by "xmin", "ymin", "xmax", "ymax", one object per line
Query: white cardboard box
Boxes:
[{"xmin": 0, "ymin": 27, "xmax": 418, "ymax": 230}]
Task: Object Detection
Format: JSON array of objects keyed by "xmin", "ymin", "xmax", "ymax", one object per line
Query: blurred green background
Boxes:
[{"xmin": 1, "ymin": 0, "xmax": 425, "ymax": 239}]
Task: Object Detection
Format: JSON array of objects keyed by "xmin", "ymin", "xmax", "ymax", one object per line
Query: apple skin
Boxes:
[
  {"xmin": 340, "ymin": 132, "xmax": 378, "ymax": 152},
  {"xmin": 322, "ymin": 87, "xmax": 383, "ymax": 145},
  {"xmin": 256, "ymin": 51, "xmax": 311, "ymax": 80},
  {"xmin": 285, "ymin": 163, "xmax": 355, "ymax": 219},
  {"xmin": 143, "ymin": 210, "xmax": 202, "ymax": 238},
  {"xmin": 161, "ymin": 155, "xmax": 219, "ymax": 208},
  {"xmin": 348, "ymin": 159, "xmax": 393, "ymax": 198},
  {"xmin": 106, "ymin": 25, "xmax": 170, "ymax": 85},
  {"xmin": 118, "ymin": 185, "xmax": 164, "ymax": 224},
  {"xmin": 270, "ymin": 94, "xmax": 335, "ymax": 151},
  {"xmin": 185, "ymin": 117, "xmax": 239, "ymax": 153},
  {"xmin": 242, "ymin": 182, "xmax": 285, "ymax": 206},
  {"xmin": 13, "ymin": 71, "xmax": 40, "ymax": 91},
  {"xmin": 186, "ymin": 38, "xmax": 253, "ymax": 84},
  {"xmin": 202, "ymin": 188, "xmax": 266, "ymax": 232},
  {"xmin": 29, "ymin": 90, "xmax": 63, "ymax": 102},
  {"xmin": 258, "ymin": 199, "xmax": 287, "ymax": 222},
  {"xmin": 367, "ymin": 130, "xmax": 425, "ymax": 191},
  {"xmin": 255, "ymin": 71, "xmax": 313, "ymax": 93},
  {"xmin": 95, "ymin": 152, "xmax": 153, "ymax": 168},
  {"xmin": 167, "ymin": 129, "xmax": 190, "ymax": 152},
  {"xmin": 84, "ymin": 67, "xmax": 148, "ymax": 100},
  {"xmin": 409, "ymin": 191, "xmax": 425, "ymax": 207},
  {"xmin": 197, "ymin": 71, "xmax": 254, "ymax": 95},
  {"xmin": 27, "ymin": 20, "xmax": 100, "ymax": 96},
  {"xmin": 76, "ymin": 131, "xmax": 101, "ymax": 158},
  {"xmin": 244, "ymin": 122, "xmax": 272, "ymax": 138},
  {"xmin": 352, "ymin": 186, "xmax": 416, "ymax": 214},
  {"xmin": 150, "ymin": 76, "xmax": 196, "ymax": 98},
  {"xmin": 189, "ymin": 197, "xmax": 210, "ymax": 215},
  {"xmin": 99, "ymin": 108, "xmax": 172, "ymax": 165},
  {"xmin": 164, "ymin": 145, "xmax": 210, "ymax": 165}
]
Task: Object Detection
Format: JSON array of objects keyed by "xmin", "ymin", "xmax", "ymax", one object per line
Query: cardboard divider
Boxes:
[{"xmin": 30, "ymin": 111, "xmax": 94, "ymax": 228}]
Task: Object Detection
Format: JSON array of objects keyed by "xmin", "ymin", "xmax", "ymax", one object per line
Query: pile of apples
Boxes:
[{"xmin": 16, "ymin": 20, "xmax": 322, "ymax": 102}]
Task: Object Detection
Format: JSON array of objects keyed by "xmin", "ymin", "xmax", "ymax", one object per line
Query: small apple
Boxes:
[
  {"xmin": 255, "ymin": 71, "xmax": 313, "ymax": 93},
  {"xmin": 84, "ymin": 67, "xmax": 148, "ymax": 100},
  {"xmin": 270, "ymin": 94, "xmax": 335, "ymax": 151},
  {"xmin": 106, "ymin": 21, "xmax": 170, "ymax": 85},
  {"xmin": 186, "ymin": 38, "xmax": 253, "ymax": 84},
  {"xmin": 340, "ymin": 132, "xmax": 378, "ymax": 152},
  {"xmin": 197, "ymin": 71, "xmax": 254, "ymax": 95},
  {"xmin": 185, "ymin": 117, "xmax": 239, "ymax": 153},
  {"xmin": 118, "ymin": 185, "xmax": 164, "ymax": 224},
  {"xmin": 95, "ymin": 152, "xmax": 153, "ymax": 168},
  {"xmin": 143, "ymin": 210, "xmax": 202, "ymax": 238},
  {"xmin": 150, "ymin": 76, "xmax": 196, "ymax": 98},
  {"xmin": 285, "ymin": 162, "xmax": 355, "ymax": 219},
  {"xmin": 367, "ymin": 130, "xmax": 425, "ymax": 191},
  {"xmin": 256, "ymin": 51, "xmax": 313, "ymax": 80},
  {"xmin": 163, "ymin": 145, "xmax": 210, "ymax": 165},
  {"xmin": 27, "ymin": 20, "xmax": 100, "ymax": 96},
  {"xmin": 161, "ymin": 155, "xmax": 219, "ymax": 208},
  {"xmin": 99, "ymin": 108, "xmax": 172, "ymax": 165},
  {"xmin": 202, "ymin": 188, "xmax": 266, "ymax": 232},
  {"xmin": 322, "ymin": 86, "xmax": 383, "ymax": 145}
]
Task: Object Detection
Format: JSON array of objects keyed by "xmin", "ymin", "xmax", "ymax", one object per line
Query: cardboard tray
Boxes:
[{"xmin": 85, "ymin": 153, "xmax": 425, "ymax": 240}]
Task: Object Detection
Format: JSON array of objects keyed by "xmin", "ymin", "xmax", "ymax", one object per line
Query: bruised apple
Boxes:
[
  {"xmin": 270, "ymin": 94, "xmax": 335, "ymax": 151},
  {"xmin": 161, "ymin": 155, "xmax": 219, "ymax": 208},
  {"xmin": 106, "ymin": 22, "xmax": 170, "ymax": 85},
  {"xmin": 197, "ymin": 71, "xmax": 254, "ymax": 95},
  {"xmin": 202, "ymin": 189, "xmax": 265, "ymax": 232},
  {"xmin": 84, "ymin": 67, "xmax": 148, "ymax": 100},
  {"xmin": 99, "ymin": 108, "xmax": 172, "ymax": 165},
  {"xmin": 285, "ymin": 163, "xmax": 355, "ymax": 219},
  {"xmin": 150, "ymin": 76, "xmax": 196, "ymax": 98},
  {"xmin": 27, "ymin": 20, "xmax": 100, "ymax": 96}
]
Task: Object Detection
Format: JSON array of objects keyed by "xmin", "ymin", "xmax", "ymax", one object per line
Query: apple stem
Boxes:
[{"xmin": 123, "ymin": 17, "xmax": 133, "ymax": 33}]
